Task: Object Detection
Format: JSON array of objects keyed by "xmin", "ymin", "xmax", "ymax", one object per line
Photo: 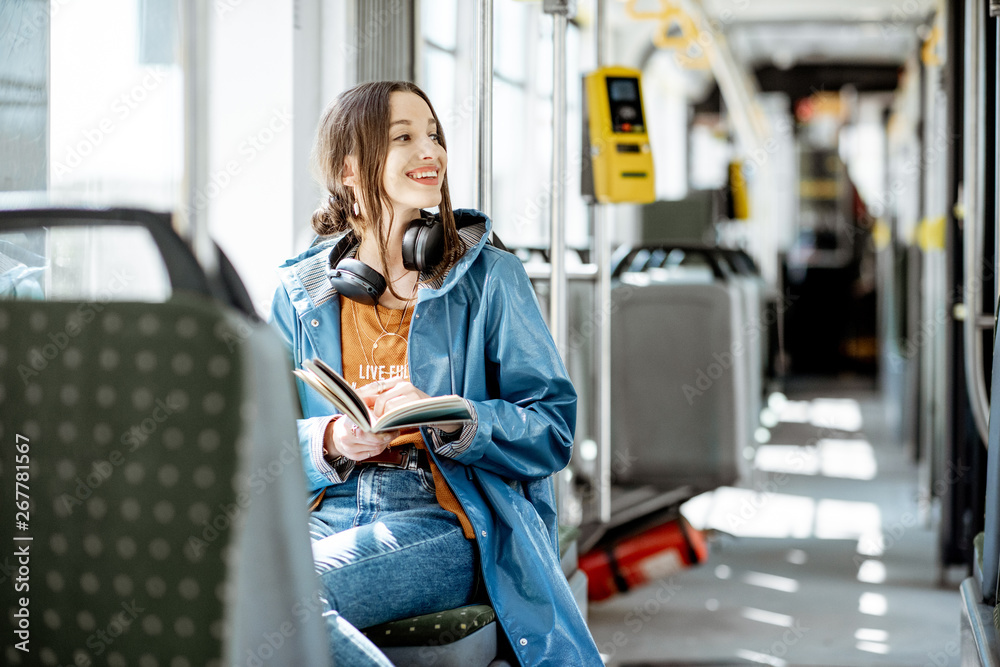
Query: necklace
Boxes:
[
  {"xmin": 352, "ymin": 280, "xmax": 418, "ymax": 368},
  {"xmin": 372, "ymin": 282, "xmax": 415, "ymax": 347}
]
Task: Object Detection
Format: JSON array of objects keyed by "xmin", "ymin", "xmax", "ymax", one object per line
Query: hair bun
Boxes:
[{"xmin": 311, "ymin": 201, "xmax": 340, "ymax": 237}]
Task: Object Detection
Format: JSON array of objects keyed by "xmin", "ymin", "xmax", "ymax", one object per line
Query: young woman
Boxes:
[{"xmin": 271, "ymin": 80, "xmax": 602, "ymax": 666}]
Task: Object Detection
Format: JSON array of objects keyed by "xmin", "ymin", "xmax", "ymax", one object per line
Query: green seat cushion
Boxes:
[{"xmin": 362, "ymin": 604, "xmax": 496, "ymax": 648}]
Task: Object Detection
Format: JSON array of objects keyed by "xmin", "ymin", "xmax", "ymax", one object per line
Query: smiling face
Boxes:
[{"xmin": 381, "ymin": 91, "xmax": 448, "ymax": 226}]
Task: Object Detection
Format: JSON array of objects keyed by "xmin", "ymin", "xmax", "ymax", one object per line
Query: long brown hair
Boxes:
[{"xmin": 311, "ymin": 81, "xmax": 462, "ymax": 299}]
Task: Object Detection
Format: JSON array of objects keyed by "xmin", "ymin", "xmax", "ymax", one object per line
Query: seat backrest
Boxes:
[
  {"xmin": 981, "ymin": 306, "xmax": 1000, "ymax": 603},
  {"xmin": 0, "ymin": 205, "xmax": 327, "ymax": 666},
  {"xmin": 611, "ymin": 277, "xmax": 742, "ymax": 491}
]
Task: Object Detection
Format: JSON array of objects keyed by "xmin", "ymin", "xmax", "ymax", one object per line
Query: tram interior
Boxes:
[{"xmin": 3, "ymin": 0, "xmax": 1000, "ymax": 666}]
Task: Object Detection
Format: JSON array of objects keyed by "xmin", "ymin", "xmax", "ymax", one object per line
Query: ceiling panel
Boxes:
[
  {"xmin": 728, "ymin": 21, "xmax": 921, "ymax": 68},
  {"xmin": 704, "ymin": 0, "xmax": 935, "ymax": 67},
  {"xmin": 700, "ymin": 0, "xmax": 937, "ymax": 24},
  {"xmin": 609, "ymin": 0, "xmax": 936, "ymax": 69}
]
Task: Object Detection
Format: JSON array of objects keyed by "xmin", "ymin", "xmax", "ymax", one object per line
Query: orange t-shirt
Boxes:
[{"xmin": 340, "ymin": 298, "xmax": 475, "ymax": 539}]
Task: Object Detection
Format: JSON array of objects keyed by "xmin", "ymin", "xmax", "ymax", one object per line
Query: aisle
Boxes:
[{"xmin": 587, "ymin": 380, "xmax": 962, "ymax": 666}]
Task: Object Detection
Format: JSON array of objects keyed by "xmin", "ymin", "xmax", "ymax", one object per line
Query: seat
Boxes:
[
  {"xmin": 719, "ymin": 249, "xmax": 766, "ymax": 439},
  {"xmin": 362, "ymin": 604, "xmax": 502, "ymax": 667},
  {"xmin": 0, "ymin": 204, "xmax": 327, "ymax": 666},
  {"xmin": 610, "ymin": 244, "xmax": 744, "ymax": 492},
  {"xmin": 959, "ymin": 301, "xmax": 1000, "ymax": 665},
  {"xmin": 360, "ymin": 526, "xmax": 585, "ymax": 666}
]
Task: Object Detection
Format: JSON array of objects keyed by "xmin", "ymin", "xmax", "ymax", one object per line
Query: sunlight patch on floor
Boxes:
[
  {"xmin": 814, "ymin": 499, "xmax": 882, "ymax": 540},
  {"xmin": 809, "ymin": 398, "xmax": 864, "ymax": 432},
  {"xmin": 683, "ymin": 487, "xmax": 882, "ymax": 544},
  {"xmin": 817, "ymin": 439, "xmax": 877, "ymax": 479},
  {"xmin": 856, "ymin": 640, "xmax": 891, "ymax": 654},
  {"xmin": 682, "ymin": 487, "xmax": 816, "ymax": 538},
  {"xmin": 855, "ymin": 628, "xmax": 889, "ymax": 642},
  {"xmin": 753, "ymin": 438, "xmax": 877, "ymax": 480},
  {"xmin": 767, "ymin": 393, "xmax": 865, "ymax": 433},
  {"xmin": 859, "ymin": 592, "xmax": 888, "ymax": 616},
  {"xmin": 741, "ymin": 571, "xmax": 800, "ymax": 593},
  {"xmin": 735, "ymin": 648, "xmax": 788, "ymax": 666},
  {"xmin": 741, "ymin": 606, "xmax": 797, "ymax": 627},
  {"xmin": 857, "ymin": 559, "xmax": 887, "ymax": 584}
]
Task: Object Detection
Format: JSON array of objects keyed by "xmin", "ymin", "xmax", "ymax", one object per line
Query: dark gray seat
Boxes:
[{"xmin": 0, "ymin": 205, "xmax": 328, "ymax": 666}]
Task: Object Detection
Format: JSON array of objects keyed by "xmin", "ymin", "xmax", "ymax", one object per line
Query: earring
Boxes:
[{"xmin": 353, "ymin": 201, "xmax": 360, "ymax": 217}]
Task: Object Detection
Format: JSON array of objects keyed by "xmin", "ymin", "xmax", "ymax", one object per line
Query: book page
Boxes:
[
  {"xmin": 294, "ymin": 359, "xmax": 472, "ymax": 433},
  {"xmin": 373, "ymin": 396, "xmax": 472, "ymax": 431},
  {"xmin": 309, "ymin": 359, "xmax": 370, "ymax": 422},
  {"xmin": 295, "ymin": 360, "xmax": 372, "ymax": 429}
]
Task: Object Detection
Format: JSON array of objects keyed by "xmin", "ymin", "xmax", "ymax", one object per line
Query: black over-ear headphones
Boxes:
[{"xmin": 327, "ymin": 211, "xmax": 445, "ymax": 305}]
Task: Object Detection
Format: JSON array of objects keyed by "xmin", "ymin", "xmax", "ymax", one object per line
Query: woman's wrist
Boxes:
[{"xmin": 324, "ymin": 415, "xmax": 344, "ymax": 460}]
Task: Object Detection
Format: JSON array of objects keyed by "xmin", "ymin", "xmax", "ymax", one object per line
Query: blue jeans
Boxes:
[{"xmin": 308, "ymin": 463, "xmax": 477, "ymax": 666}]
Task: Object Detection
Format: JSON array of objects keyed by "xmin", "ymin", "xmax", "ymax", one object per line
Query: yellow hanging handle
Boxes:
[
  {"xmin": 625, "ymin": 0, "xmax": 711, "ymax": 69},
  {"xmin": 922, "ymin": 25, "xmax": 942, "ymax": 67}
]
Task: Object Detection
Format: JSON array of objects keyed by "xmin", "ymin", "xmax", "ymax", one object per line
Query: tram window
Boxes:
[
  {"xmin": 420, "ymin": 0, "xmax": 457, "ymax": 51},
  {"xmin": 643, "ymin": 51, "xmax": 688, "ymax": 200},
  {"xmin": 50, "ymin": 5, "xmax": 181, "ymax": 206},
  {"xmin": 419, "ymin": 0, "xmax": 587, "ymax": 250},
  {"xmin": 494, "ymin": 1, "xmax": 530, "ymax": 85},
  {"xmin": 0, "ymin": 225, "xmax": 170, "ymax": 302}
]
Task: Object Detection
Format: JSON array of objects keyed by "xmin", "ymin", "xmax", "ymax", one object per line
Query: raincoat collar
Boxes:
[{"xmin": 277, "ymin": 209, "xmax": 491, "ymax": 313}]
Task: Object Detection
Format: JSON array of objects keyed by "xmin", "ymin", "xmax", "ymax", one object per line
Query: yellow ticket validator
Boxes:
[{"xmin": 583, "ymin": 66, "xmax": 655, "ymax": 204}]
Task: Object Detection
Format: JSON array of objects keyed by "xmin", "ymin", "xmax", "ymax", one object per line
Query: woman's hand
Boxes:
[
  {"xmin": 323, "ymin": 410, "xmax": 398, "ymax": 463},
  {"xmin": 368, "ymin": 377, "xmax": 461, "ymax": 434}
]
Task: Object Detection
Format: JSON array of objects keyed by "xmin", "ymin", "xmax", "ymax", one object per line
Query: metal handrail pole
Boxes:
[
  {"xmin": 595, "ymin": 0, "xmax": 605, "ymax": 67},
  {"xmin": 474, "ymin": 0, "xmax": 493, "ymax": 216},
  {"xmin": 541, "ymin": 0, "xmax": 573, "ymax": 527},
  {"xmin": 550, "ymin": 10, "xmax": 568, "ymax": 357},
  {"xmin": 920, "ymin": 43, "xmax": 938, "ymax": 530},
  {"xmin": 964, "ymin": 0, "xmax": 990, "ymax": 445},
  {"xmin": 594, "ymin": 0, "xmax": 611, "ymax": 524},
  {"xmin": 178, "ymin": 0, "xmax": 216, "ymax": 276},
  {"xmin": 595, "ymin": 206, "xmax": 612, "ymax": 523}
]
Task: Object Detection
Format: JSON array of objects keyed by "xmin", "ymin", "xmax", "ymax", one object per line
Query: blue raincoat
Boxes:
[{"xmin": 270, "ymin": 209, "xmax": 603, "ymax": 666}]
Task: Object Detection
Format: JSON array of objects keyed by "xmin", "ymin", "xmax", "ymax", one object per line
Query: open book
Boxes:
[{"xmin": 293, "ymin": 358, "xmax": 472, "ymax": 433}]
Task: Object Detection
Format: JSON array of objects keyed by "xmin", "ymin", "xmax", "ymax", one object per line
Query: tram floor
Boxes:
[{"xmin": 587, "ymin": 376, "xmax": 963, "ymax": 667}]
